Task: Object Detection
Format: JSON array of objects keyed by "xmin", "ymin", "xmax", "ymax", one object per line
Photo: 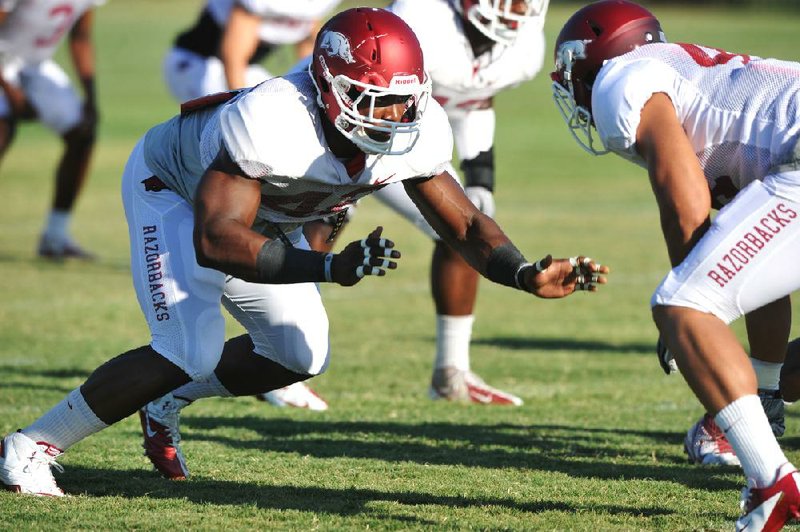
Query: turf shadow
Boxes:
[
  {"xmin": 176, "ymin": 416, "xmax": 741, "ymax": 492},
  {"xmin": 60, "ymin": 465, "xmax": 677, "ymax": 521},
  {"xmin": 472, "ymin": 336, "xmax": 653, "ymax": 354}
]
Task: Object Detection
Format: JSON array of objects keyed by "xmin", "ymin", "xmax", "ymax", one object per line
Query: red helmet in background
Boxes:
[
  {"xmin": 551, "ymin": 0, "xmax": 665, "ymax": 155},
  {"xmin": 309, "ymin": 8, "xmax": 431, "ymax": 155},
  {"xmin": 456, "ymin": 0, "xmax": 549, "ymax": 46}
]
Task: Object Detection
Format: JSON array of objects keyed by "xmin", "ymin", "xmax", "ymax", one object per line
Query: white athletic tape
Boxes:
[
  {"xmin": 383, "ymin": 248, "xmax": 393, "ymax": 257},
  {"xmin": 356, "ymin": 265, "xmax": 365, "ymax": 278},
  {"xmin": 379, "ymin": 258, "xmax": 391, "ymax": 268},
  {"xmin": 534, "ymin": 259, "xmax": 546, "ymax": 272},
  {"xmin": 377, "ymin": 238, "xmax": 387, "ymax": 247},
  {"xmin": 360, "ymin": 238, "xmax": 368, "ymax": 247},
  {"xmin": 362, "ymin": 256, "xmax": 371, "ymax": 266},
  {"xmin": 582, "ymin": 257, "xmax": 592, "ymax": 265},
  {"xmin": 569, "ymin": 257, "xmax": 578, "ymax": 268},
  {"xmin": 363, "ymin": 247, "xmax": 371, "ymax": 257}
]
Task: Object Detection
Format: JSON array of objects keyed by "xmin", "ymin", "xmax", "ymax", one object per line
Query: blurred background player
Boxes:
[
  {"xmin": 304, "ymin": 0, "xmax": 550, "ymax": 405},
  {"xmin": 0, "ymin": 0, "xmax": 101, "ymax": 259},
  {"xmin": 552, "ymin": 1, "xmax": 800, "ymax": 528},
  {"xmin": 162, "ymin": 0, "xmax": 342, "ymax": 410},
  {"xmin": 163, "ymin": 0, "xmax": 341, "ymax": 104}
]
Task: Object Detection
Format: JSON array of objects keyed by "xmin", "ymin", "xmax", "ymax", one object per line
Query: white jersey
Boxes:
[
  {"xmin": 144, "ymin": 71, "xmax": 453, "ymax": 234},
  {"xmin": 207, "ymin": 0, "xmax": 339, "ymax": 45},
  {"xmin": 593, "ymin": 42, "xmax": 800, "ymax": 207},
  {"xmin": 0, "ymin": 0, "xmax": 101, "ymax": 64},
  {"xmin": 389, "ymin": 0, "xmax": 545, "ymax": 113}
]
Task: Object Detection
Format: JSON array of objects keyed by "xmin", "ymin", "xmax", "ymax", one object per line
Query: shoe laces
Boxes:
[{"xmin": 149, "ymin": 398, "xmax": 183, "ymax": 444}]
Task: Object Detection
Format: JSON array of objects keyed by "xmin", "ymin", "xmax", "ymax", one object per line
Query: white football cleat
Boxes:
[
  {"xmin": 684, "ymin": 413, "xmax": 741, "ymax": 466},
  {"xmin": 258, "ymin": 382, "xmax": 328, "ymax": 411},
  {"xmin": 0, "ymin": 431, "xmax": 65, "ymax": 496},
  {"xmin": 429, "ymin": 367, "xmax": 523, "ymax": 406},
  {"xmin": 37, "ymin": 233, "xmax": 95, "ymax": 261},
  {"xmin": 139, "ymin": 393, "xmax": 190, "ymax": 480},
  {"xmin": 736, "ymin": 463, "xmax": 800, "ymax": 532}
]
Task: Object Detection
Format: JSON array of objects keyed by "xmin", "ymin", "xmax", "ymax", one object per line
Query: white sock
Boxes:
[
  {"xmin": 22, "ymin": 388, "xmax": 108, "ymax": 452},
  {"xmin": 170, "ymin": 372, "xmax": 234, "ymax": 402},
  {"xmin": 43, "ymin": 209, "xmax": 71, "ymax": 240},
  {"xmin": 715, "ymin": 395, "xmax": 788, "ymax": 488},
  {"xmin": 434, "ymin": 315, "xmax": 474, "ymax": 372},
  {"xmin": 751, "ymin": 357, "xmax": 782, "ymax": 391}
]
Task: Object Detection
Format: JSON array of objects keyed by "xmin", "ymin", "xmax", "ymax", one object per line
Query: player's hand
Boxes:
[
  {"xmin": 656, "ymin": 336, "xmax": 678, "ymax": 375},
  {"xmin": 521, "ymin": 255, "xmax": 609, "ymax": 299},
  {"xmin": 465, "ymin": 186, "xmax": 496, "ymax": 218},
  {"xmin": 331, "ymin": 226, "xmax": 400, "ymax": 286}
]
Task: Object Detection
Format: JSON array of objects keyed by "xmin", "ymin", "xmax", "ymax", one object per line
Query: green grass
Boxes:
[{"xmin": 2, "ymin": 1, "xmax": 800, "ymax": 530}]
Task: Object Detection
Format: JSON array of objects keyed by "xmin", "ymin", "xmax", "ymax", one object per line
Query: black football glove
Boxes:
[{"xmin": 656, "ymin": 336, "xmax": 678, "ymax": 375}]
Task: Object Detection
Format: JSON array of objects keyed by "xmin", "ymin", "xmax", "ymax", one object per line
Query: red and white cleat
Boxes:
[
  {"xmin": 139, "ymin": 393, "xmax": 190, "ymax": 480},
  {"xmin": 684, "ymin": 413, "xmax": 741, "ymax": 466},
  {"xmin": 429, "ymin": 367, "xmax": 523, "ymax": 406},
  {"xmin": 0, "ymin": 431, "xmax": 64, "ymax": 496},
  {"xmin": 37, "ymin": 234, "xmax": 95, "ymax": 261},
  {"xmin": 258, "ymin": 382, "xmax": 328, "ymax": 411},
  {"xmin": 736, "ymin": 463, "xmax": 800, "ymax": 532}
]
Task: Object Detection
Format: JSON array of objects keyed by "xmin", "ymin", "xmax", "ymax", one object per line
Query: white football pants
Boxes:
[
  {"xmin": 652, "ymin": 166, "xmax": 800, "ymax": 324},
  {"xmin": 0, "ymin": 59, "xmax": 82, "ymax": 134},
  {"xmin": 121, "ymin": 139, "xmax": 330, "ymax": 381},
  {"xmin": 162, "ymin": 47, "xmax": 272, "ymax": 104}
]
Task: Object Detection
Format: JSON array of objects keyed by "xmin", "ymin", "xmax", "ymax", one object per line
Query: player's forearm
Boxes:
[
  {"xmin": 194, "ymin": 218, "xmax": 266, "ymax": 279},
  {"xmin": 69, "ymin": 16, "xmax": 96, "ymax": 103}
]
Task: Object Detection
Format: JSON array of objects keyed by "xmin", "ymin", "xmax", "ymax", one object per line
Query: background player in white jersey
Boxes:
[
  {"xmin": 164, "ymin": 0, "xmax": 340, "ymax": 104},
  {"xmin": 0, "ymin": 8, "xmax": 607, "ymax": 492},
  {"xmin": 164, "ymin": 0, "xmax": 342, "ymax": 411},
  {"xmin": 552, "ymin": 2, "xmax": 800, "ymax": 529},
  {"xmin": 0, "ymin": 0, "xmax": 101, "ymax": 258},
  {"xmin": 305, "ymin": 0, "xmax": 549, "ymax": 406}
]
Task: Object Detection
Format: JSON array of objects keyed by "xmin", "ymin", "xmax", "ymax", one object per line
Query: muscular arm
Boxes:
[
  {"xmin": 220, "ymin": 4, "xmax": 262, "ymax": 90},
  {"xmin": 404, "ymin": 171, "xmax": 510, "ymax": 275},
  {"xmin": 193, "ymin": 148, "xmax": 268, "ymax": 279},
  {"xmin": 68, "ymin": 10, "xmax": 96, "ymax": 107},
  {"xmin": 294, "ymin": 19, "xmax": 321, "ymax": 60},
  {"xmin": 635, "ymin": 93, "xmax": 711, "ymax": 267}
]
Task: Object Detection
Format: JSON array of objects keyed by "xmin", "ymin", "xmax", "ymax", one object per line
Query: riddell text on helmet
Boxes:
[{"xmin": 706, "ymin": 203, "xmax": 797, "ymax": 287}]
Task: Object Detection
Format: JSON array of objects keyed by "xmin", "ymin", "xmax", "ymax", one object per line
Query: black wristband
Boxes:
[
  {"xmin": 255, "ymin": 239, "xmax": 327, "ymax": 284},
  {"xmin": 486, "ymin": 242, "xmax": 529, "ymax": 291},
  {"xmin": 460, "ymin": 148, "xmax": 495, "ymax": 192}
]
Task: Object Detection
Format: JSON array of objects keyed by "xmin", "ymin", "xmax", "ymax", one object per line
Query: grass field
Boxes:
[{"xmin": 2, "ymin": 1, "xmax": 800, "ymax": 530}]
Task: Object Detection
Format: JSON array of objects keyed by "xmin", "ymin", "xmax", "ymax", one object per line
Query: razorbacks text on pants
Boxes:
[
  {"xmin": 707, "ymin": 203, "xmax": 798, "ymax": 287},
  {"xmin": 143, "ymin": 225, "xmax": 170, "ymax": 321}
]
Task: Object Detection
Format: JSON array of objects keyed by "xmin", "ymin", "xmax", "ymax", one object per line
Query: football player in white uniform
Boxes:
[
  {"xmin": 164, "ymin": 0, "xmax": 340, "ymax": 104},
  {"xmin": 164, "ymin": 0, "xmax": 342, "ymax": 411},
  {"xmin": 0, "ymin": 0, "xmax": 101, "ymax": 258},
  {"xmin": 0, "ymin": 8, "xmax": 607, "ymax": 494},
  {"xmin": 304, "ymin": 0, "xmax": 549, "ymax": 406},
  {"xmin": 552, "ymin": 2, "xmax": 800, "ymax": 529}
]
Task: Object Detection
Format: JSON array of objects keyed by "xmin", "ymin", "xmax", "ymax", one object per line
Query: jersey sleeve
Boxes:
[
  {"xmin": 592, "ymin": 58, "xmax": 680, "ymax": 158},
  {"xmin": 405, "ymin": 99, "xmax": 454, "ymax": 177},
  {"xmin": 218, "ymin": 93, "xmax": 276, "ymax": 179}
]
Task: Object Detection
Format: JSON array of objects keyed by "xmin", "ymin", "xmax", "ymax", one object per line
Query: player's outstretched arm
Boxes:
[
  {"xmin": 404, "ymin": 171, "xmax": 609, "ymax": 299},
  {"xmin": 194, "ymin": 148, "xmax": 400, "ymax": 286}
]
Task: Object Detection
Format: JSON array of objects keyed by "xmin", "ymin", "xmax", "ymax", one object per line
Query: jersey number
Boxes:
[
  {"xmin": 679, "ymin": 43, "xmax": 751, "ymax": 67},
  {"xmin": 36, "ymin": 4, "xmax": 75, "ymax": 48}
]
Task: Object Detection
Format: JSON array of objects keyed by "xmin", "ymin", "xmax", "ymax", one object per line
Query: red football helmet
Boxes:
[
  {"xmin": 309, "ymin": 8, "xmax": 431, "ymax": 156},
  {"xmin": 456, "ymin": 0, "xmax": 549, "ymax": 45},
  {"xmin": 551, "ymin": 0, "xmax": 665, "ymax": 154}
]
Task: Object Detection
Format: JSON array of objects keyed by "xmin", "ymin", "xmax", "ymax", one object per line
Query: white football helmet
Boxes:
[{"xmin": 457, "ymin": 0, "xmax": 549, "ymax": 46}]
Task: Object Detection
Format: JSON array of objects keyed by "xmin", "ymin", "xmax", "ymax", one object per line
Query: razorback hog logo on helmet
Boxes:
[{"xmin": 319, "ymin": 31, "xmax": 355, "ymax": 64}]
